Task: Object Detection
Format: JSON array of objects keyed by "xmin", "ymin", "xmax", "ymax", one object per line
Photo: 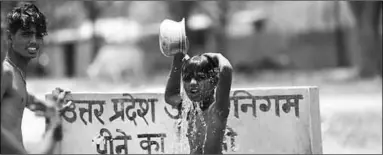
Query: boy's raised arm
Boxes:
[
  {"xmin": 164, "ymin": 53, "xmax": 187, "ymax": 108},
  {"xmin": 204, "ymin": 53, "xmax": 233, "ymax": 112}
]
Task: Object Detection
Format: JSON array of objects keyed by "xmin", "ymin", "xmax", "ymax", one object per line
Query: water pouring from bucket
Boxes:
[{"xmin": 159, "ymin": 18, "xmax": 189, "ymax": 57}]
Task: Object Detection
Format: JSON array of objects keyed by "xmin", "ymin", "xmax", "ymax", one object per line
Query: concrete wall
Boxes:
[{"xmin": 48, "ymin": 87, "xmax": 322, "ymax": 154}]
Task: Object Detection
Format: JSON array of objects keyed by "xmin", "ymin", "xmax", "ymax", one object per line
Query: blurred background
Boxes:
[{"xmin": 1, "ymin": 1, "xmax": 382, "ymax": 154}]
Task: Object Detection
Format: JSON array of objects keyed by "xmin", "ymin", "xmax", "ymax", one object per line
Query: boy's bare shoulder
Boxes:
[
  {"xmin": 2, "ymin": 61, "xmax": 15, "ymax": 79},
  {"xmin": 1, "ymin": 61, "xmax": 15, "ymax": 89},
  {"xmin": 1, "ymin": 62, "xmax": 14, "ymax": 98}
]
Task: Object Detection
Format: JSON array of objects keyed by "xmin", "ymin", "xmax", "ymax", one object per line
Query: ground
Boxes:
[{"xmin": 22, "ymin": 69, "xmax": 382, "ymax": 154}]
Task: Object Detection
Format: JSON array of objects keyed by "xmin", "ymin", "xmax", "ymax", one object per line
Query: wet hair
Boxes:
[
  {"xmin": 182, "ymin": 54, "xmax": 219, "ymax": 84},
  {"xmin": 6, "ymin": 2, "xmax": 47, "ymax": 36}
]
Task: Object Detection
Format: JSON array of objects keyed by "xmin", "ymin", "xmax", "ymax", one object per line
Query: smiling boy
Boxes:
[{"xmin": 1, "ymin": 3, "xmax": 71, "ymax": 153}]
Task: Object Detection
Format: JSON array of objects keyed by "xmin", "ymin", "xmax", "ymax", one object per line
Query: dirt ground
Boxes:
[{"xmin": 22, "ymin": 70, "xmax": 382, "ymax": 154}]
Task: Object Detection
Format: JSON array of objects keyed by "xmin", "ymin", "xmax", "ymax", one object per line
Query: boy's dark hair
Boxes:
[
  {"xmin": 6, "ymin": 2, "xmax": 47, "ymax": 36},
  {"xmin": 182, "ymin": 54, "xmax": 219, "ymax": 84}
]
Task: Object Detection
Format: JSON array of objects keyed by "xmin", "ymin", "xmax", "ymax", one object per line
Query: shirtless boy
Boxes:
[
  {"xmin": 164, "ymin": 52, "xmax": 233, "ymax": 154},
  {"xmin": 1, "ymin": 3, "xmax": 71, "ymax": 153}
]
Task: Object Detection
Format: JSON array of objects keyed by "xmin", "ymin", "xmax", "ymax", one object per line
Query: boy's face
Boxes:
[
  {"xmin": 183, "ymin": 71, "xmax": 216, "ymax": 102},
  {"xmin": 9, "ymin": 25, "xmax": 43, "ymax": 59}
]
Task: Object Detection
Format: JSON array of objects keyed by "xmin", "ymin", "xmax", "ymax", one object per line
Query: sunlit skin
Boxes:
[
  {"xmin": 165, "ymin": 52, "xmax": 233, "ymax": 154},
  {"xmin": 1, "ymin": 3, "xmax": 71, "ymax": 154}
]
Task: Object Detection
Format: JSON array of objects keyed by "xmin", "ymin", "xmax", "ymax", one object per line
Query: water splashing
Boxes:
[{"xmin": 172, "ymin": 87, "xmax": 208, "ymax": 154}]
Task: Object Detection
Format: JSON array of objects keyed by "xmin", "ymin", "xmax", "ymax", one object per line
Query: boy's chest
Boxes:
[
  {"xmin": 202, "ymin": 104, "xmax": 225, "ymax": 124},
  {"xmin": 9, "ymin": 75, "xmax": 28, "ymax": 107}
]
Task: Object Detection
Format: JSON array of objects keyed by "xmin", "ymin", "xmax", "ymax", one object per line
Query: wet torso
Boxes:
[
  {"xmin": 1, "ymin": 60, "xmax": 28, "ymax": 146},
  {"xmin": 186, "ymin": 101, "xmax": 228, "ymax": 154}
]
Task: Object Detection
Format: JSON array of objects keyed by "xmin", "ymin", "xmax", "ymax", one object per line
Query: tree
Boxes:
[
  {"xmin": 215, "ymin": 0, "xmax": 229, "ymax": 57},
  {"xmin": 1, "ymin": 1, "xmax": 22, "ymax": 28},
  {"xmin": 334, "ymin": 1, "xmax": 350, "ymax": 67},
  {"xmin": 348, "ymin": 1, "xmax": 382, "ymax": 78},
  {"xmin": 82, "ymin": 1, "xmax": 103, "ymax": 61}
]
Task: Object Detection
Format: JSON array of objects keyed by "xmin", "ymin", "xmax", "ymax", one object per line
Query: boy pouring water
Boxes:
[{"xmin": 160, "ymin": 18, "xmax": 233, "ymax": 154}]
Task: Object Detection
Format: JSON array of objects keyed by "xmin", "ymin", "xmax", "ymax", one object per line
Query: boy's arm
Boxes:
[
  {"xmin": 27, "ymin": 88, "xmax": 72, "ymax": 113},
  {"xmin": 204, "ymin": 53, "xmax": 233, "ymax": 113},
  {"xmin": 26, "ymin": 94, "xmax": 47, "ymax": 112},
  {"xmin": 29, "ymin": 101, "xmax": 63, "ymax": 154},
  {"xmin": 203, "ymin": 53, "xmax": 232, "ymax": 154},
  {"xmin": 32, "ymin": 125, "xmax": 60, "ymax": 154},
  {"xmin": 1, "ymin": 127, "xmax": 28, "ymax": 154},
  {"xmin": 164, "ymin": 53, "xmax": 188, "ymax": 108}
]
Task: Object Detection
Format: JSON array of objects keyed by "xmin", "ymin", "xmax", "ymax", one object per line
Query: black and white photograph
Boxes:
[{"xmin": 1, "ymin": 1, "xmax": 382, "ymax": 154}]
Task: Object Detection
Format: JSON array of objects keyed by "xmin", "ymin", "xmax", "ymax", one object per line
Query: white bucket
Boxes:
[{"xmin": 159, "ymin": 18, "xmax": 189, "ymax": 57}]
